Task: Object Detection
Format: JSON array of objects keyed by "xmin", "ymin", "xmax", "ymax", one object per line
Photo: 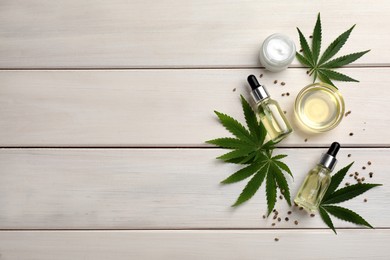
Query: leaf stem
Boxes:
[{"xmin": 309, "ymin": 68, "xmax": 316, "ymax": 76}]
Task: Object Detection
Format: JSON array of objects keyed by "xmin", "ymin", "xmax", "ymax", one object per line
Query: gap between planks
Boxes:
[
  {"xmin": 0, "ymin": 228, "xmax": 389, "ymax": 231},
  {"xmin": 0, "ymin": 64, "xmax": 389, "ymax": 71},
  {"xmin": 1, "ymin": 146, "xmax": 389, "ymax": 149}
]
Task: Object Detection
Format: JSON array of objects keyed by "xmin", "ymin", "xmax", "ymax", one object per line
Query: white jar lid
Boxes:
[{"xmin": 260, "ymin": 33, "xmax": 296, "ymax": 68}]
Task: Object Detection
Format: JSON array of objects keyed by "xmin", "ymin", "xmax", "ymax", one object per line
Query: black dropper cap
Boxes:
[
  {"xmin": 326, "ymin": 142, "xmax": 340, "ymax": 157},
  {"xmin": 319, "ymin": 142, "xmax": 340, "ymax": 171},
  {"xmin": 247, "ymin": 75, "xmax": 269, "ymax": 102},
  {"xmin": 247, "ymin": 75, "xmax": 260, "ymax": 90}
]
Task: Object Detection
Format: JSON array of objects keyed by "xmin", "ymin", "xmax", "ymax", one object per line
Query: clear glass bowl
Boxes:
[{"xmin": 294, "ymin": 82, "xmax": 345, "ymax": 133}]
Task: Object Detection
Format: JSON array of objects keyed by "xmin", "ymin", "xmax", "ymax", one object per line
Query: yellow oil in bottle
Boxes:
[
  {"xmin": 257, "ymin": 98, "xmax": 293, "ymax": 142},
  {"xmin": 294, "ymin": 142, "xmax": 340, "ymax": 212},
  {"xmin": 247, "ymin": 74, "xmax": 292, "ymax": 142},
  {"xmin": 294, "ymin": 165, "xmax": 331, "ymax": 211}
]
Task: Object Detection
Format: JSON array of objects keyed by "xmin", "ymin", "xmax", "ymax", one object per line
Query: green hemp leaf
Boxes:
[
  {"xmin": 296, "ymin": 13, "xmax": 370, "ymax": 87},
  {"xmin": 319, "ymin": 162, "xmax": 382, "ymax": 234},
  {"xmin": 206, "ymin": 95, "xmax": 293, "ymax": 215}
]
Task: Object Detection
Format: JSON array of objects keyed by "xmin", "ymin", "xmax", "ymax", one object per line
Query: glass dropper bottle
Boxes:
[
  {"xmin": 247, "ymin": 75, "xmax": 293, "ymax": 142},
  {"xmin": 294, "ymin": 142, "xmax": 341, "ymax": 211}
]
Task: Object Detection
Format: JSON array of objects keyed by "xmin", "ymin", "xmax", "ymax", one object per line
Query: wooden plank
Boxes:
[
  {"xmin": 0, "ymin": 0, "xmax": 385, "ymax": 68},
  {"xmin": 0, "ymin": 68, "xmax": 389, "ymax": 147},
  {"xmin": 0, "ymin": 230, "xmax": 389, "ymax": 259},
  {"xmin": 0, "ymin": 148, "xmax": 387, "ymax": 229}
]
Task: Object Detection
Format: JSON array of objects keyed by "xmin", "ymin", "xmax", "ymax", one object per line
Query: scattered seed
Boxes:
[
  {"xmin": 294, "ymin": 220, "xmax": 299, "ymax": 225},
  {"xmin": 310, "ymin": 214, "xmax": 315, "ymax": 217},
  {"xmin": 309, "ymin": 35, "xmax": 313, "ymax": 38},
  {"xmin": 362, "ymin": 166, "xmax": 366, "ymax": 170},
  {"xmin": 354, "ymin": 176, "xmax": 358, "ymax": 180},
  {"xmin": 285, "ymin": 217, "xmax": 289, "ymax": 221},
  {"xmin": 281, "ymin": 82, "xmax": 286, "ymax": 86},
  {"xmin": 274, "ymin": 210, "xmax": 279, "ymax": 215},
  {"xmin": 349, "ymin": 132, "xmax": 354, "ymax": 136},
  {"xmin": 274, "ymin": 80, "xmax": 278, "ymax": 84},
  {"xmin": 278, "ymin": 217, "xmax": 281, "ymax": 222},
  {"xmin": 281, "ymin": 189, "xmax": 285, "ymax": 194},
  {"xmin": 294, "ymin": 202, "xmax": 298, "ymax": 207},
  {"xmin": 273, "ymin": 209, "xmax": 276, "ymax": 213},
  {"xmin": 355, "ymin": 172, "xmax": 359, "ymax": 176},
  {"xmin": 345, "ymin": 182, "xmax": 350, "ymax": 186},
  {"xmin": 299, "ymin": 49, "xmax": 303, "ymax": 52},
  {"xmin": 299, "ymin": 207, "xmax": 303, "ymax": 211},
  {"xmin": 349, "ymin": 174, "xmax": 353, "ymax": 177},
  {"xmin": 345, "ymin": 110, "xmax": 352, "ymax": 117},
  {"xmin": 262, "ymin": 215, "xmax": 266, "ymax": 219},
  {"xmin": 364, "ymin": 198, "xmax": 367, "ymax": 202},
  {"xmin": 273, "ymin": 215, "xmax": 277, "ymax": 220},
  {"xmin": 272, "ymin": 223, "xmax": 276, "ymax": 226},
  {"xmin": 304, "ymin": 138, "xmax": 308, "ymax": 142},
  {"xmin": 283, "ymin": 111, "xmax": 287, "ymax": 114},
  {"xmin": 357, "ymin": 178, "xmax": 362, "ymax": 183},
  {"xmin": 274, "ymin": 238, "xmax": 279, "ymax": 242},
  {"xmin": 368, "ymin": 161, "xmax": 372, "ymax": 165},
  {"xmin": 361, "ymin": 177, "xmax": 365, "ymax": 182},
  {"xmin": 287, "ymin": 211, "xmax": 292, "ymax": 215},
  {"xmin": 286, "ymin": 92, "xmax": 290, "ymax": 96},
  {"xmin": 232, "ymin": 88, "xmax": 236, "ymax": 92},
  {"xmin": 369, "ymin": 172, "xmax": 373, "ymax": 178},
  {"xmin": 282, "ymin": 93, "xmax": 285, "ymax": 96},
  {"xmin": 279, "ymin": 195, "xmax": 283, "ymax": 200},
  {"xmin": 306, "ymin": 71, "xmax": 309, "ymax": 74},
  {"xmin": 259, "ymin": 74, "xmax": 263, "ymax": 78}
]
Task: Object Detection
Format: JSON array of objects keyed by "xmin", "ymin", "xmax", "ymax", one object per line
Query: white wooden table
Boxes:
[{"xmin": 1, "ymin": 1, "xmax": 390, "ymax": 259}]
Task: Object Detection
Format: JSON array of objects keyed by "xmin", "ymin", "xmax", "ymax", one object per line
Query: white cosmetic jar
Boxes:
[{"xmin": 259, "ymin": 33, "xmax": 296, "ymax": 72}]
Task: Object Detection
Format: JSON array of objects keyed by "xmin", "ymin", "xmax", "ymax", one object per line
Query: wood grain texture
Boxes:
[
  {"xmin": 0, "ymin": 230, "xmax": 389, "ymax": 259},
  {"xmin": 0, "ymin": 148, "xmax": 386, "ymax": 229},
  {"xmin": 1, "ymin": 68, "xmax": 389, "ymax": 147},
  {"xmin": 0, "ymin": 0, "xmax": 385, "ymax": 68}
]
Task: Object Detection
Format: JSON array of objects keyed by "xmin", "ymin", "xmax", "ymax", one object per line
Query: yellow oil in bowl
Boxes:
[{"xmin": 294, "ymin": 83, "xmax": 344, "ymax": 133}]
